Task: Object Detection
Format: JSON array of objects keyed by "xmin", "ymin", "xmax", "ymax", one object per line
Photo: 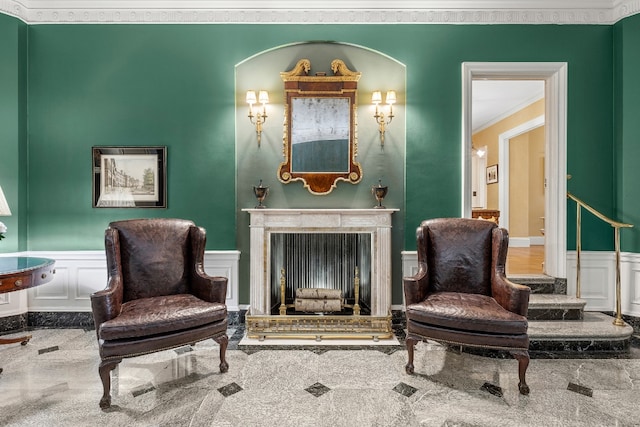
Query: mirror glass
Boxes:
[{"xmin": 291, "ymin": 97, "xmax": 350, "ymax": 173}]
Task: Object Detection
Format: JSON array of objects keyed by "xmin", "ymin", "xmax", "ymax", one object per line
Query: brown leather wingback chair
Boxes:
[
  {"xmin": 91, "ymin": 218, "xmax": 229, "ymax": 409},
  {"xmin": 404, "ymin": 218, "xmax": 531, "ymax": 395}
]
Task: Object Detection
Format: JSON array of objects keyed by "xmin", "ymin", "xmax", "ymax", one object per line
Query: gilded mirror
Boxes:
[{"xmin": 278, "ymin": 59, "xmax": 362, "ymax": 195}]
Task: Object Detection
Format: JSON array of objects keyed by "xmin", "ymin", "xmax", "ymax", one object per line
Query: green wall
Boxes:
[
  {"xmin": 1, "ymin": 15, "xmax": 627, "ymax": 303},
  {"xmin": 26, "ymin": 25, "xmax": 238, "ymax": 250},
  {"xmin": 615, "ymin": 14, "xmax": 640, "ymax": 251},
  {"xmin": 0, "ymin": 13, "xmax": 26, "ymax": 252}
]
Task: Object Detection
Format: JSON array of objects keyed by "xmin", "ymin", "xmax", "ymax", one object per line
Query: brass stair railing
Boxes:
[{"xmin": 567, "ymin": 192, "xmax": 633, "ymax": 326}]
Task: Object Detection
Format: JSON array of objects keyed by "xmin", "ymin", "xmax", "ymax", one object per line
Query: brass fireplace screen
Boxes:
[{"xmin": 270, "ymin": 233, "xmax": 372, "ymax": 315}]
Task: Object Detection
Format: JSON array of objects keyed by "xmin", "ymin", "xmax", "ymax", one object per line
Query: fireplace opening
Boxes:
[{"xmin": 270, "ymin": 233, "xmax": 372, "ymax": 315}]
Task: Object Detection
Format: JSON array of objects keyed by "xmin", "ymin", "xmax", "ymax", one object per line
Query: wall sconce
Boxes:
[
  {"xmin": 246, "ymin": 90, "xmax": 269, "ymax": 146},
  {"xmin": 472, "ymin": 144, "xmax": 486, "ymax": 158},
  {"xmin": 372, "ymin": 90, "xmax": 396, "ymax": 145}
]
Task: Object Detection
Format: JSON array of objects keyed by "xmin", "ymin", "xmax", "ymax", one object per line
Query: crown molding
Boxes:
[{"xmin": 1, "ymin": 0, "xmax": 639, "ymax": 24}]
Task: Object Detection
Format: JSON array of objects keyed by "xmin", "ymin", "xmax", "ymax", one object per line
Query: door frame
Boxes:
[{"xmin": 462, "ymin": 62, "xmax": 568, "ymax": 278}]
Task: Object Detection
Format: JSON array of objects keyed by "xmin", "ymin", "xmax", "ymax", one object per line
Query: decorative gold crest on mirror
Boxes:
[{"xmin": 278, "ymin": 59, "xmax": 362, "ymax": 195}]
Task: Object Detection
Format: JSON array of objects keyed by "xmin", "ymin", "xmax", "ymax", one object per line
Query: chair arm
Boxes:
[
  {"xmin": 189, "ymin": 226, "xmax": 228, "ymax": 304},
  {"xmin": 403, "ymin": 262, "xmax": 429, "ymax": 306},
  {"xmin": 191, "ymin": 272, "xmax": 228, "ymax": 304},
  {"xmin": 91, "ymin": 227, "xmax": 124, "ymax": 331},
  {"xmin": 90, "ymin": 275, "xmax": 123, "ymax": 330},
  {"xmin": 492, "ymin": 274, "xmax": 530, "ymax": 317}
]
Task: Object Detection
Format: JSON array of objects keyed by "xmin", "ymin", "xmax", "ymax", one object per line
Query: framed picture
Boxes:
[
  {"xmin": 92, "ymin": 146, "xmax": 167, "ymax": 208},
  {"xmin": 486, "ymin": 164, "xmax": 499, "ymax": 184}
]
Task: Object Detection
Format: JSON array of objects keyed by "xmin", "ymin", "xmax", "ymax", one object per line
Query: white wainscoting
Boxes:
[
  {"xmin": 0, "ymin": 250, "xmax": 240, "ymax": 318},
  {"xmin": 0, "ymin": 285, "xmax": 28, "ymax": 317},
  {"xmin": 619, "ymin": 251, "xmax": 640, "ymax": 318},
  {"xmin": 565, "ymin": 251, "xmax": 616, "ymax": 312},
  {"xmin": 402, "ymin": 250, "xmax": 640, "ymax": 317}
]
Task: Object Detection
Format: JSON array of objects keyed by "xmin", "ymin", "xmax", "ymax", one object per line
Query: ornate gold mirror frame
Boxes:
[{"xmin": 278, "ymin": 59, "xmax": 362, "ymax": 195}]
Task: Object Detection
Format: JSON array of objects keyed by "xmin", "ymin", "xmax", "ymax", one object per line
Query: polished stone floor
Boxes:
[{"xmin": 1, "ymin": 327, "xmax": 639, "ymax": 426}]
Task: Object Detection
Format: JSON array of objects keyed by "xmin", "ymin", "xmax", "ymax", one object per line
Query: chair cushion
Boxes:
[
  {"xmin": 99, "ymin": 294, "xmax": 227, "ymax": 341},
  {"xmin": 406, "ymin": 291, "xmax": 527, "ymax": 335},
  {"xmin": 425, "ymin": 219, "xmax": 495, "ymax": 295},
  {"xmin": 111, "ymin": 219, "xmax": 195, "ymax": 301}
]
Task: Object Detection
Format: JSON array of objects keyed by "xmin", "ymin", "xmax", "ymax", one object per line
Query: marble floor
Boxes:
[{"xmin": 1, "ymin": 327, "xmax": 639, "ymax": 427}]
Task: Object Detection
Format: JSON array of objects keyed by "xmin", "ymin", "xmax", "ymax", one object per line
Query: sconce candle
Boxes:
[
  {"xmin": 372, "ymin": 90, "xmax": 396, "ymax": 145},
  {"xmin": 247, "ymin": 90, "xmax": 269, "ymax": 146}
]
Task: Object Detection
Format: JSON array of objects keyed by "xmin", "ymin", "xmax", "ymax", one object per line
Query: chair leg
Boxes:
[
  {"xmin": 98, "ymin": 359, "xmax": 121, "ymax": 410},
  {"xmin": 511, "ymin": 350, "xmax": 530, "ymax": 395},
  {"xmin": 214, "ymin": 334, "xmax": 229, "ymax": 373},
  {"xmin": 405, "ymin": 337, "xmax": 418, "ymax": 374}
]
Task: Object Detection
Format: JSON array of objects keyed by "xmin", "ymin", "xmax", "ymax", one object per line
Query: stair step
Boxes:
[
  {"xmin": 509, "ymin": 274, "xmax": 559, "ymax": 294},
  {"xmin": 528, "ymin": 312, "xmax": 634, "ymax": 353},
  {"xmin": 528, "ymin": 294, "xmax": 586, "ymax": 320}
]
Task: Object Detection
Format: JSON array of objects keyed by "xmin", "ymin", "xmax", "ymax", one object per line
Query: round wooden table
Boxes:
[{"xmin": 0, "ymin": 256, "xmax": 56, "ymax": 373}]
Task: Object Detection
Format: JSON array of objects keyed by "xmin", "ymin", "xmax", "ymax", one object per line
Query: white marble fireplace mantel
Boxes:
[{"xmin": 242, "ymin": 208, "xmax": 399, "ymax": 317}]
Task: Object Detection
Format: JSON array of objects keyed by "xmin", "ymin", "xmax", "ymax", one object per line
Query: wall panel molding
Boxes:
[
  {"xmin": 1, "ymin": 0, "xmax": 638, "ymax": 25},
  {"xmin": 0, "ymin": 289, "xmax": 26, "ymax": 317},
  {"xmin": 402, "ymin": 250, "xmax": 638, "ymax": 316},
  {"xmin": 621, "ymin": 251, "xmax": 640, "ymax": 317},
  {"xmin": 0, "ymin": 250, "xmax": 240, "ymax": 317}
]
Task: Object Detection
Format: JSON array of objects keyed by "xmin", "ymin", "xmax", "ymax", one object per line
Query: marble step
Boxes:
[
  {"xmin": 527, "ymin": 294, "xmax": 586, "ymax": 320},
  {"xmin": 528, "ymin": 312, "xmax": 634, "ymax": 353},
  {"xmin": 508, "ymin": 274, "xmax": 561, "ymax": 294}
]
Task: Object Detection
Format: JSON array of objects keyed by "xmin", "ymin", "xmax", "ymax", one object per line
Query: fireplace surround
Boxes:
[{"xmin": 243, "ymin": 208, "xmax": 397, "ymax": 340}]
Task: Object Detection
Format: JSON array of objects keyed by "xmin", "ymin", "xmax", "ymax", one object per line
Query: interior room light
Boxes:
[
  {"xmin": 372, "ymin": 90, "xmax": 396, "ymax": 145},
  {"xmin": 472, "ymin": 143, "xmax": 486, "ymax": 158},
  {"xmin": 371, "ymin": 91, "xmax": 382, "ymax": 105},
  {"xmin": 385, "ymin": 90, "xmax": 396, "ymax": 105},
  {"xmin": 247, "ymin": 90, "xmax": 269, "ymax": 146}
]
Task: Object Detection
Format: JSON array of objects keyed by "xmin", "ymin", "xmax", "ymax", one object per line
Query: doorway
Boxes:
[
  {"xmin": 462, "ymin": 62, "xmax": 568, "ymax": 279},
  {"xmin": 472, "ymin": 80, "xmax": 545, "ymax": 274}
]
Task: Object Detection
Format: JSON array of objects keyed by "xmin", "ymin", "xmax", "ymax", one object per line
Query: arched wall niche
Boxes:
[{"xmin": 235, "ymin": 41, "xmax": 406, "ymax": 304}]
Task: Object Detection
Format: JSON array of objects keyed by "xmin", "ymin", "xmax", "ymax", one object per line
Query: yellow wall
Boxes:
[
  {"xmin": 508, "ymin": 127, "xmax": 545, "ymax": 237},
  {"xmin": 473, "ymin": 98, "xmax": 545, "ymax": 238},
  {"xmin": 528, "ymin": 126, "xmax": 545, "ymax": 237},
  {"xmin": 509, "ymin": 132, "xmax": 530, "ymax": 237}
]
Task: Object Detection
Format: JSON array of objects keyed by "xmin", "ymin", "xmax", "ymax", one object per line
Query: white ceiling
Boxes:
[{"xmin": 472, "ymin": 80, "xmax": 545, "ymax": 133}]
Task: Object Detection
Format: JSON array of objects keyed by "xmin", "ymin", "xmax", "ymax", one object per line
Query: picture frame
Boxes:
[
  {"xmin": 278, "ymin": 59, "xmax": 362, "ymax": 195},
  {"xmin": 486, "ymin": 164, "xmax": 499, "ymax": 184},
  {"xmin": 92, "ymin": 146, "xmax": 167, "ymax": 208}
]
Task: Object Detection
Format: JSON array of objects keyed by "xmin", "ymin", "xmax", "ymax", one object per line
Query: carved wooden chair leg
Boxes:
[
  {"xmin": 214, "ymin": 334, "xmax": 229, "ymax": 373},
  {"xmin": 405, "ymin": 337, "xmax": 418, "ymax": 374},
  {"xmin": 98, "ymin": 359, "xmax": 121, "ymax": 409},
  {"xmin": 511, "ymin": 350, "xmax": 530, "ymax": 395}
]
